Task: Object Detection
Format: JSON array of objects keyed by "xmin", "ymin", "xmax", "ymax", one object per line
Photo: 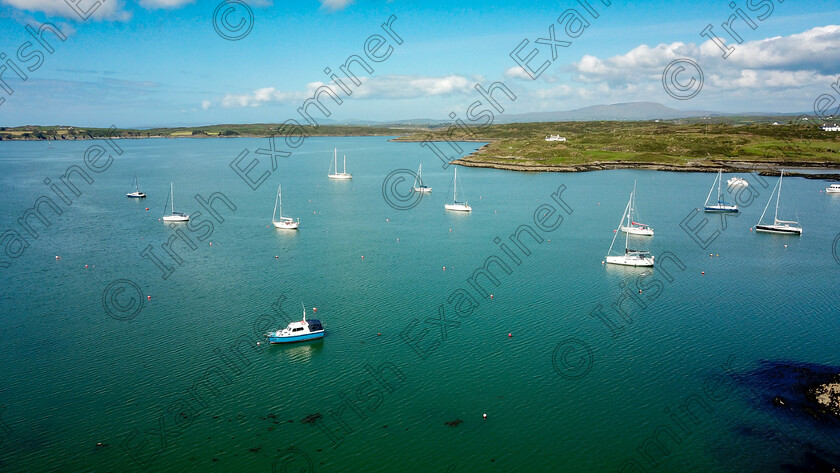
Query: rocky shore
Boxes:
[{"xmin": 453, "ymin": 155, "xmax": 840, "ymax": 180}]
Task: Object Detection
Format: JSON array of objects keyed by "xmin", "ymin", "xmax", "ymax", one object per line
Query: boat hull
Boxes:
[
  {"xmin": 272, "ymin": 221, "xmax": 299, "ymax": 230},
  {"xmin": 268, "ymin": 331, "xmax": 324, "ymax": 344},
  {"xmin": 755, "ymin": 224, "xmax": 802, "ymax": 235},
  {"xmin": 704, "ymin": 205, "xmax": 738, "ymax": 213},
  {"xmin": 162, "ymin": 215, "xmax": 189, "ymax": 222},
  {"xmin": 605, "ymin": 255, "xmax": 655, "ymax": 267},
  {"xmin": 328, "ymin": 174, "xmax": 352, "ymax": 180},
  {"xmin": 126, "ymin": 192, "xmax": 146, "ymax": 198},
  {"xmin": 826, "ymin": 187, "xmax": 840, "ymax": 194},
  {"xmin": 620, "ymin": 225, "xmax": 654, "ymax": 236},
  {"xmin": 412, "ymin": 187, "xmax": 431, "ymax": 193},
  {"xmin": 445, "ymin": 204, "xmax": 471, "ymax": 212}
]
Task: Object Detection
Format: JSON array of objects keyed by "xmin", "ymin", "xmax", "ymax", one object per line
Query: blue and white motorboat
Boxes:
[{"xmin": 265, "ymin": 304, "xmax": 324, "ymax": 344}]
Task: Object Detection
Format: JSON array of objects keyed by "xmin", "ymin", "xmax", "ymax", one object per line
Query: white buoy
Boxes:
[{"xmin": 483, "ymin": 413, "xmax": 487, "ymax": 419}]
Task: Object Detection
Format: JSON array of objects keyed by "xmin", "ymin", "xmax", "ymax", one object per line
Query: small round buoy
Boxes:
[
  {"xmin": 490, "ymin": 294, "xmax": 494, "ymax": 299},
  {"xmin": 85, "ymin": 264, "xmax": 88, "ymax": 268},
  {"xmin": 377, "ymin": 332, "xmax": 381, "ymax": 336},
  {"xmin": 443, "ymin": 266, "xmax": 446, "ymax": 271},
  {"xmin": 147, "ymin": 295, "xmax": 151, "ymax": 300},
  {"xmin": 256, "ymin": 342, "xmax": 260, "ymax": 346},
  {"xmin": 716, "ymin": 254, "xmax": 718, "ymax": 257},
  {"xmin": 313, "ymin": 308, "xmax": 317, "ymax": 312},
  {"xmin": 386, "ymin": 218, "xmax": 389, "ymax": 222},
  {"xmin": 313, "ymin": 211, "xmax": 316, "ymax": 214},
  {"xmin": 784, "ymin": 244, "xmax": 788, "ymax": 248},
  {"xmin": 397, "ymin": 238, "xmax": 399, "ymax": 242},
  {"xmin": 701, "ymin": 271, "xmax": 705, "ymax": 275},
  {"xmin": 508, "ymin": 333, "xmax": 512, "ymax": 337},
  {"xmin": 209, "ymin": 242, "xmax": 212, "ymax": 246},
  {"xmin": 709, "ymin": 254, "xmax": 713, "ymax": 257},
  {"xmin": 548, "ymin": 239, "xmax": 550, "ymax": 242},
  {"xmin": 145, "ymin": 207, "xmax": 149, "ymax": 210},
  {"xmin": 750, "ymin": 228, "xmax": 753, "ymax": 231},
  {"xmin": 361, "ymin": 255, "xmax": 364, "ymax": 259},
  {"xmin": 614, "ymin": 229, "xmax": 617, "ymax": 233},
  {"xmin": 601, "ymin": 260, "xmax": 605, "ymax": 265},
  {"xmin": 639, "ymin": 289, "xmax": 642, "ymax": 294},
  {"xmin": 96, "ymin": 442, "xmax": 103, "ymax": 447},
  {"xmin": 275, "ymin": 255, "xmax": 278, "ymax": 258},
  {"xmin": 55, "ymin": 255, "xmax": 59, "ymax": 259},
  {"xmin": 597, "ymin": 203, "xmax": 600, "ymax": 206},
  {"xmin": 483, "ymin": 413, "xmax": 487, "ymax": 419},
  {"xmin": 449, "ymin": 228, "xmax": 452, "ymax": 232}
]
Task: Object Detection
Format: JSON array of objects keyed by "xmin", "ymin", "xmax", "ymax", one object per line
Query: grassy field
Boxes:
[{"xmin": 395, "ymin": 121, "xmax": 840, "ymax": 167}]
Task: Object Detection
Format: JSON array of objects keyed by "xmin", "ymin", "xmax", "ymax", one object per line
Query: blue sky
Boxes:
[{"xmin": 0, "ymin": 0, "xmax": 838, "ymax": 127}]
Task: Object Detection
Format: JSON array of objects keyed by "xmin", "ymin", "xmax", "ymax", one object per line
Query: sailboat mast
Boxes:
[
  {"xmin": 717, "ymin": 170, "xmax": 722, "ymax": 202},
  {"xmin": 272, "ymin": 185, "xmax": 280, "ymax": 221},
  {"xmin": 453, "ymin": 168, "xmax": 458, "ymax": 202},
  {"xmin": 774, "ymin": 171, "xmax": 783, "ymax": 223},
  {"xmin": 170, "ymin": 182, "xmax": 175, "ymax": 213},
  {"xmin": 343, "ymin": 155, "xmax": 346, "ymax": 174}
]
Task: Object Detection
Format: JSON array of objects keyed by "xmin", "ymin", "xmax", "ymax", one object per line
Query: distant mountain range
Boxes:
[
  {"xmin": 331, "ymin": 102, "xmax": 801, "ymax": 126},
  {"xmin": 132, "ymin": 102, "xmax": 807, "ymax": 129}
]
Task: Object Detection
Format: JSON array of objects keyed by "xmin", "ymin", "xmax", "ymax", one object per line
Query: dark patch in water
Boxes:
[
  {"xmin": 444, "ymin": 419, "xmax": 463, "ymax": 427},
  {"xmin": 301, "ymin": 413, "xmax": 322, "ymax": 424},
  {"xmin": 733, "ymin": 360, "xmax": 840, "ymax": 472},
  {"xmin": 739, "ymin": 360, "xmax": 840, "ymax": 424}
]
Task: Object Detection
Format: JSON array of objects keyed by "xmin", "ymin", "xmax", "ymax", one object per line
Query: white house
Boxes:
[
  {"xmin": 820, "ymin": 124, "xmax": 840, "ymax": 132},
  {"xmin": 545, "ymin": 135, "xmax": 567, "ymax": 142}
]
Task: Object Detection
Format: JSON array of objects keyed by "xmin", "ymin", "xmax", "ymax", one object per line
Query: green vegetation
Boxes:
[
  {"xmin": 0, "ymin": 123, "xmax": 426, "ymax": 141},
  {"xmin": 395, "ymin": 121, "xmax": 840, "ymax": 168}
]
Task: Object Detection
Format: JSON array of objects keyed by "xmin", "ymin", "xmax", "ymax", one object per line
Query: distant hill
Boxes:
[{"xmin": 493, "ymin": 102, "xmax": 719, "ymax": 123}]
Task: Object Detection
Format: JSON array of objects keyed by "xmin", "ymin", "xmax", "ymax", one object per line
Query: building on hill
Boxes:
[
  {"xmin": 820, "ymin": 124, "xmax": 840, "ymax": 132},
  {"xmin": 545, "ymin": 135, "xmax": 567, "ymax": 142}
]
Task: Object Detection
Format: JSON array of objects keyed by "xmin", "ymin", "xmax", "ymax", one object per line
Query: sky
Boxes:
[{"xmin": 0, "ymin": 0, "xmax": 838, "ymax": 127}]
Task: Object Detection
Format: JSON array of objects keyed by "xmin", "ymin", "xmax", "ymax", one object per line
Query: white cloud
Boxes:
[
  {"xmin": 319, "ymin": 0, "xmax": 353, "ymax": 11},
  {"xmin": 504, "ymin": 66, "xmax": 532, "ymax": 80},
  {"xmin": 138, "ymin": 0, "xmax": 194, "ymax": 9},
  {"xmin": 201, "ymin": 100, "xmax": 211, "ymax": 110},
  {"xmin": 0, "ymin": 0, "xmax": 131, "ymax": 21},
  {"xmin": 220, "ymin": 74, "xmax": 477, "ymax": 108}
]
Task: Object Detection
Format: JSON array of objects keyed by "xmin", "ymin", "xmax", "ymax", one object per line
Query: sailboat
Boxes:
[
  {"xmin": 126, "ymin": 174, "xmax": 146, "ymax": 198},
  {"xmin": 444, "ymin": 167, "xmax": 471, "ymax": 212},
  {"xmin": 704, "ymin": 170, "xmax": 738, "ymax": 213},
  {"xmin": 162, "ymin": 182, "xmax": 189, "ymax": 222},
  {"xmin": 619, "ymin": 181, "xmax": 653, "ymax": 236},
  {"xmin": 328, "ymin": 148, "xmax": 352, "ymax": 180},
  {"xmin": 606, "ymin": 194, "xmax": 654, "ymax": 267},
  {"xmin": 411, "ymin": 164, "xmax": 431, "ymax": 193},
  {"xmin": 755, "ymin": 170, "xmax": 801, "ymax": 235},
  {"xmin": 271, "ymin": 184, "xmax": 299, "ymax": 230}
]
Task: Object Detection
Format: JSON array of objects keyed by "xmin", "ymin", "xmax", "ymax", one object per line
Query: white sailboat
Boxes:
[
  {"xmin": 444, "ymin": 167, "xmax": 471, "ymax": 212},
  {"xmin": 704, "ymin": 170, "xmax": 738, "ymax": 213},
  {"xmin": 162, "ymin": 182, "xmax": 189, "ymax": 222},
  {"xmin": 126, "ymin": 174, "xmax": 146, "ymax": 198},
  {"xmin": 755, "ymin": 170, "xmax": 802, "ymax": 235},
  {"xmin": 411, "ymin": 164, "xmax": 431, "ymax": 193},
  {"xmin": 619, "ymin": 181, "xmax": 653, "ymax": 236},
  {"xmin": 606, "ymin": 194, "xmax": 654, "ymax": 267},
  {"xmin": 328, "ymin": 148, "xmax": 352, "ymax": 180},
  {"xmin": 271, "ymin": 184, "xmax": 299, "ymax": 230}
]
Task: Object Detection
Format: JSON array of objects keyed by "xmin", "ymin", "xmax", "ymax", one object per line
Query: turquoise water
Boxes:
[{"xmin": 0, "ymin": 137, "xmax": 838, "ymax": 472}]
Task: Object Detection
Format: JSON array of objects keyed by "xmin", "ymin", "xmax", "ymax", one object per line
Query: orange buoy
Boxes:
[
  {"xmin": 313, "ymin": 308, "xmax": 317, "ymax": 312},
  {"xmin": 508, "ymin": 333, "xmax": 512, "ymax": 337},
  {"xmin": 377, "ymin": 332, "xmax": 381, "ymax": 336},
  {"xmin": 701, "ymin": 271, "xmax": 705, "ymax": 275},
  {"xmin": 490, "ymin": 294, "xmax": 494, "ymax": 299},
  {"xmin": 145, "ymin": 207, "xmax": 149, "ymax": 210},
  {"xmin": 147, "ymin": 295, "xmax": 151, "ymax": 300}
]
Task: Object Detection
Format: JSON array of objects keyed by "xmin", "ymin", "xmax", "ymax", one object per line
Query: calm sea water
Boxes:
[{"xmin": 0, "ymin": 137, "xmax": 838, "ymax": 472}]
